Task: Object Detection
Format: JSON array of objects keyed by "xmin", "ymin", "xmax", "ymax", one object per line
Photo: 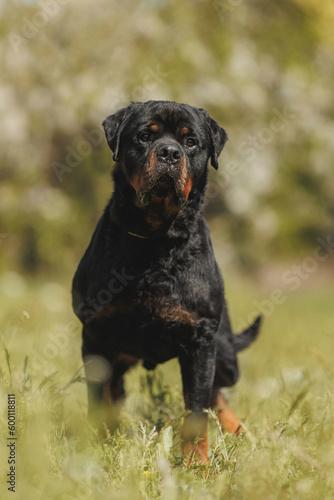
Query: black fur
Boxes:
[{"xmin": 72, "ymin": 100, "xmax": 261, "ymax": 446}]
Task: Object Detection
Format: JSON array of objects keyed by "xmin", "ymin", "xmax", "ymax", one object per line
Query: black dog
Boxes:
[{"xmin": 72, "ymin": 101, "xmax": 261, "ymax": 465}]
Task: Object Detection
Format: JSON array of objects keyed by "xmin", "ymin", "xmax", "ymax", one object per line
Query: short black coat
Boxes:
[{"xmin": 72, "ymin": 100, "xmax": 261, "ymax": 431}]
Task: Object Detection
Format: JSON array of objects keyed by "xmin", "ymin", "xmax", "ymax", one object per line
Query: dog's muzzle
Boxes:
[{"xmin": 137, "ymin": 142, "xmax": 191, "ymax": 207}]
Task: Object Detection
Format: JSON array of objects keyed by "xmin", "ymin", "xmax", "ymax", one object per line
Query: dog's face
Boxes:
[{"xmin": 103, "ymin": 101, "xmax": 227, "ymax": 211}]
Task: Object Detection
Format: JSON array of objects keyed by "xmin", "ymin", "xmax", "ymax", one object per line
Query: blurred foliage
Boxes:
[{"xmin": 0, "ymin": 0, "xmax": 333, "ymax": 276}]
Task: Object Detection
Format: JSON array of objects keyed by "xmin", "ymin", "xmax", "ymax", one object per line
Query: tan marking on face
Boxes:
[
  {"xmin": 179, "ymin": 155, "xmax": 188, "ymax": 185},
  {"xmin": 182, "ymin": 126, "xmax": 189, "ymax": 135},
  {"xmin": 131, "ymin": 151, "xmax": 157, "ymax": 195},
  {"xmin": 176, "ymin": 155, "xmax": 192, "ymax": 199},
  {"xmin": 150, "ymin": 124, "xmax": 159, "ymax": 132},
  {"xmin": 131, "ymin": 171, "xmax": 146, "ymax": 195},
  {"xmin": 183, "ymin": 175, "xmax": 192, "ymax": 199}
]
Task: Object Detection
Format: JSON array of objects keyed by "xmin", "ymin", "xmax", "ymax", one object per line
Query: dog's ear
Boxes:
[
  {"xmin": 102, "ymin": 105, "xmax": 133, "ymax": 162},
  {"xmin": 207, "ymin": 116, "xmax": 228, "ymax": 170}
]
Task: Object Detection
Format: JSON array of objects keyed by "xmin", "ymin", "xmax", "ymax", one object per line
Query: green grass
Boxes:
[{"xmin": 0, "ymin": 272, "xmax": 333, "ymax": 499}]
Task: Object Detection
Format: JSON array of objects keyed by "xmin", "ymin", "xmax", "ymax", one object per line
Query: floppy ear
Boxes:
[
  {"xmin": 207, "ymin": 116, "xmax": 228, "ymax": 170},
  {"xmin": 102, "ymin": 106, "xmax": 132, "ymax": 162}
]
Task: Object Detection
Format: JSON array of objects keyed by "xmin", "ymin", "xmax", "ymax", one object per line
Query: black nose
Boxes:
[{"xmin": 157, "ymin": 143, "xmax": 182, "ymax": 164}]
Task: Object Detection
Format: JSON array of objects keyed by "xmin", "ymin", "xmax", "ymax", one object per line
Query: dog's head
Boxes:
[{"xmin": 103, "ymin": 101, "xmax": 227, "ymax": 210}]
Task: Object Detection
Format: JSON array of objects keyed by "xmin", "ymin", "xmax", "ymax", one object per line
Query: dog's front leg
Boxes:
[
  {"xmin": 81, "ymin": 332, "xmax": 115, "ymax": 436},
  {"xmin": 179, "ymin": 338, "xmax": 216, "ymax": 466}
]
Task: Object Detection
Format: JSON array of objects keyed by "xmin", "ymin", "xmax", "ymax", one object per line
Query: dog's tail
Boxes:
[{"xmin": 233, "ymin": 315, "xmax": 262, "ymax": 352}]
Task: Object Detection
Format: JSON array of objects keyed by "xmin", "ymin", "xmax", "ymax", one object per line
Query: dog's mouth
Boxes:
[
  {"xmin": 154, "ymin": 173, "xmax": 175, "ymax": 194},
  {"xmin": 137, "ymin": 172, "xmax": 189, "ymax": 208}
]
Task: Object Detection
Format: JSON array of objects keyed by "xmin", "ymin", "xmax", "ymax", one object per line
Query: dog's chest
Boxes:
[
  {"xmin": 137, "ymin": 263, "xmax": 198, "ymax": 326},
  {"xmin": 96, "ymin": 248, "xmax": 198, "ymax": 329}
]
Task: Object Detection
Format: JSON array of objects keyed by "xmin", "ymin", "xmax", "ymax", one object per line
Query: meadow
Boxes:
[{"xmin": 1, "ymin": 267, "xmax": 333, "ymax": 500}]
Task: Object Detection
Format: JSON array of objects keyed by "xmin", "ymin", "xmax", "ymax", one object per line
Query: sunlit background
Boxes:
[{"xmin": 0, "ymin": 1, "xmax": 334, "ymax": 499}]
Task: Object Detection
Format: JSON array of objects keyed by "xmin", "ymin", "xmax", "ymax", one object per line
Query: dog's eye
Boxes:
[
  {"xmin": 139, "ymin": 133, "xmax": 150, "ymax": 143},
  {"xmin": 185, "ymin": 138, "xmax": 197, "ymax": 148}
]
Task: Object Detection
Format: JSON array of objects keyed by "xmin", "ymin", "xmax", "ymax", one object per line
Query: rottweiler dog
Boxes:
[{"xmin": 72, "ymin": 100, "xmax": 261, "ymax": 465}]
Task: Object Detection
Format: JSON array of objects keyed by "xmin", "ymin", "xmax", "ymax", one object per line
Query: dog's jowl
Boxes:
[{"xmin": 72, "ymin": 101, "xmax": 262, "ymax": 465}]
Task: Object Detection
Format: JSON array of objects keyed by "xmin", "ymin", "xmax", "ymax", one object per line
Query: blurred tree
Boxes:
[{"xmin": 0, "ymin": 0, "xmax": 333, "ymax": 276}]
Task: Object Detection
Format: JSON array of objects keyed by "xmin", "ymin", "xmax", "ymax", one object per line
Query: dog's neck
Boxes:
[{"xmin": 108, "ymin": 165, "xmax": 207, "ymax": 239}]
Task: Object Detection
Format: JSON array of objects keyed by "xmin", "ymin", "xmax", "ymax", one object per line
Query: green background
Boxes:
[
  {"xmin": 0, "ymin": 1, "xmax": 334, "ymax": 499},
  {"xmin": 1, "ymin": 0, "xmax": 334, "ymax": 277}
]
